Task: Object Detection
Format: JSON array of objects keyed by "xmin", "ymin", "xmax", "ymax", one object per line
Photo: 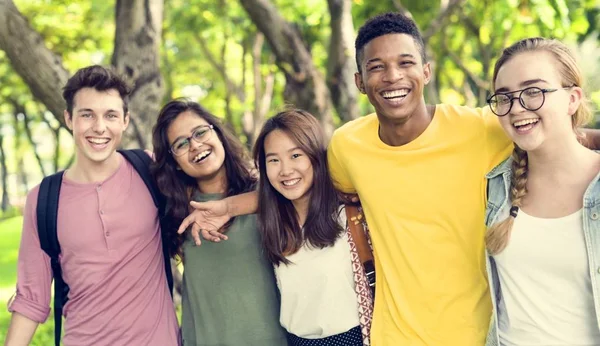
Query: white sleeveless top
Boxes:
[
  {"xmin": 274, "ymin": 211, "xmax": 360, "ymax": 338},
  {"xmin": 493, "ymin": 209, "xmax": 600, "ymax": 346}
]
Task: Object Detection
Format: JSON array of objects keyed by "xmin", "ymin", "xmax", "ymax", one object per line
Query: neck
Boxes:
[
  {"xmin": 196, "ymin": 167, "xmax": 228, "ymax": 194},
  {"xmin": 292, "ymin": 196, "xmax": 310, "ymax": 228},
  {"xmin": 528, "ymin": 133, "xmax": 597, "ymax": 181},
  {"xmin": 66, "ymin": 151, "xmax": 121, "ymax": 183},
  {"xmin": 378, "ymin": 103, "xmax": 435, "ymax": 146}
]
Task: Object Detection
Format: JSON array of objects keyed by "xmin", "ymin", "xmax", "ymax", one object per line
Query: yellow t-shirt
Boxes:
[{"xmin": 327, "ymin": 104, "xmax": 512, "ymax": 346}]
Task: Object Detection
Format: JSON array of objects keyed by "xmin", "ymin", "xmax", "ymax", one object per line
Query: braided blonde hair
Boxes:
[{"xmin": 485, "ymin": 37, "xmax": 593, "ymax": 255}]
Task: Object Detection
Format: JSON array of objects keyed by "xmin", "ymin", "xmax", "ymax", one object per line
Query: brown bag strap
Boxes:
[{"xmin": 345, "ymin": 204, "xmax": 376, "ymax": 296}]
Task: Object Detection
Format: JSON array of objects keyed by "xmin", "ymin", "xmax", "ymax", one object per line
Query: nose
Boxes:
[
  {"xmin": 279, "ymin": 160, "xmax": 293, "ymax": 176},
  {"xmin": 508, "ymin": 96, "xmax": 527, "ymax": 114},
  {"xmin": 92, "ymin": 117, "xmax": 106, "ymax": 133},
  {"xmin": 189, "ymin": 136, "xmax": 202, "ymax": 152},
  {"xmin": 382, "ymin": 65, "xmax": 403, "ymax": 83}
]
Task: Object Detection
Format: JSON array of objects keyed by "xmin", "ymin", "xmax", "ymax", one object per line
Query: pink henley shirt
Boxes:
[{"xmin": 8, "ymin": 155, "xmax": 180, "ymax": 345}]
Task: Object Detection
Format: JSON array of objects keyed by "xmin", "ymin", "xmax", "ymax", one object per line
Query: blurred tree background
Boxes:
[
  {"xmin": 0, "ymin": 0, "xmax": 599, "ymax": 342},
  {"xmin": 0, "ymin": 0, "xmax": 598, "ymax": 207}
]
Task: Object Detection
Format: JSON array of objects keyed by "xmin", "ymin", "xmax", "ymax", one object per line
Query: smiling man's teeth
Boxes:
[
  {"xmin": 514, "ymin": 119, "xmax": 539, "ymax": 127},
  {"xmin": 282, "ymin": 178, "xmax": 300, "ymax": 186},
  {"xmin": 88, "ymin": 138, "xmax": 109, "ymax": 144},
  {"xmin": 382, "ymin": 89, "xmax": 409, "ymax": 99},
  {"xmin": 193, "ymin": 150, "xmax": 211, "ymax": 163}
]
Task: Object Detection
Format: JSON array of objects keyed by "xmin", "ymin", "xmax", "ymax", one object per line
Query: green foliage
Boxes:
[
  {"xmin": 0, "ymin": 0, "xmax": 599, "ymax": 201},
  {"xmin": 0, "ymin": 215, "xmax": 56, "ymax": 345}
]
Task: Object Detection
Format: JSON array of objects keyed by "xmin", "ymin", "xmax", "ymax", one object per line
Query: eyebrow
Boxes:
[
  {"xmin": 365, "ymin": 54, "xmax": 415, "ymax": 66},
  {"xmin": 265, "ymin": 147, "xmax": 302, "ymax": 158},
  {"xmin": 495, "ymin": 79, "xmax": 549, "ymax": 93},
  {"xmin": 76, "ymin": 108, "xmax": 121, "ymax": 114}
]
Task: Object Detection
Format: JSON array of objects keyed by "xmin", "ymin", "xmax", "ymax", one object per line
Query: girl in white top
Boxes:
[
  {"xmin": 484, "ymin": 37, "xmax": 600, "ymax": 346},
  {"xmin": 252, "ymin": 109, "xmax": 371, "ymax": 346}
]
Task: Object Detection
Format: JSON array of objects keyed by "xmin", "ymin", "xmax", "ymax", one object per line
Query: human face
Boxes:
[
  {"xmin": 264, "ymin": 129, "xmax": 314, "ymax": 212},
  {"xmin": 355, "ymin": 33, "xmax": 431, "ymax": 125},
  {"xmin": 166, "ymin": 111, "xmax": 226, "ymax": 181},
  {"xmin": 494, "ymin": 51, "xmax": 581, "ymax": 152},
  {"xmin": 65, "ymin": 88, "xmax": 129, "ymax": 168}
]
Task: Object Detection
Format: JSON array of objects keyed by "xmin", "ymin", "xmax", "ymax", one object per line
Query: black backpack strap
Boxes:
[
  {"xmin": 36, "ymin": 171, "xmax": 68, "ymax": 346},
  {"xmin": 118, "ymin": 149, "xmax": 174, "ymax": 298}
]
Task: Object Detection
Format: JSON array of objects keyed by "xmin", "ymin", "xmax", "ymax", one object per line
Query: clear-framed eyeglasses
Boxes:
[
  {"xmin": 486, "ymin": 86, "xmax": 571, "ymax": 117},
  {"xmin": 169, "ymin": 125, "xmax": 214, "ymax": 156}
]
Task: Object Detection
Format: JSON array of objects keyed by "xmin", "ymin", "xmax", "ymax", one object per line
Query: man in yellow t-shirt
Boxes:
[{"xmin": 327, "ymin": 13, "xmax": 512, "ymax": 345}]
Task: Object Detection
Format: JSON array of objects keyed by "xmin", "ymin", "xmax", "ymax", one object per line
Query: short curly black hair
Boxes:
[{"xmin": 355, "ymin": 12, "xmax": 426, "ymax": 73}]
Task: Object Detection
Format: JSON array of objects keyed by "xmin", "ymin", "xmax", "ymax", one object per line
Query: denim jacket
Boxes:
[{"xmin": 483, "ymin": 157, "xmax": 600, "ymax": 346}]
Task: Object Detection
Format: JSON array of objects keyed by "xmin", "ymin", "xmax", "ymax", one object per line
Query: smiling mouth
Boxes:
[
  {"xmin": 381, "ymin": 89, "xmax": 410, "ymax": 100},
  {"xmin": 87, "ymin": 137, "xmax": 110, "ymax": 145},
  {"xmin": 282, "ymin": 178, "xmax": 300, "ymax": 186},
  {"xmin": 192, "ymin": 150, "xmax": 211, "ymax": 163},
  {"xmin": 513, "ymin": 118, "xmax": 540, "ymax": 132}
]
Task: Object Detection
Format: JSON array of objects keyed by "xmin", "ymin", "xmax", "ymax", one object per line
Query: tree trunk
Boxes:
[
  {"xmin": 238, "ymin": 0, "xmax": 334, "ymax": 136},
  {"xmin": 12, "ymin": 112, "xmax": 29, "ymax": 195},
  {"xmin": 326, "ymin": 0, "xmax": 359, "ymax": 122},
  {"xmin": 111, "ymin": 0, "xmax": 165, "ymax": 149},
  {"xmin": 0, "ymin": 128, "xmax": 10, "ymax": 212},
  {"xmin": 21, "ymin": 111, "xmax": 48, "ymax": 176},
  {"xmin": 0, "ymin": 0, "xmax": 70, "ymax": 127}
]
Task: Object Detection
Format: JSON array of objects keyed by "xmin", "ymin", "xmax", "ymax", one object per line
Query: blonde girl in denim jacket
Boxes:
[{"xmin": 483, "ymin": 37, "xmax": 600, "ymax": 346}]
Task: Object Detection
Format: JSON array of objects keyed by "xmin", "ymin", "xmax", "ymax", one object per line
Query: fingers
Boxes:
[
  {"xmin": 177, "ymin": 216, "xmax": 194, "ymax": 234},
  {"xmin": 190, "ymin": 200, "xmax": 209, "ymax": 210},
  {"xmin": 209, "ymin": 230, "xmax": 228, "ymax": 241},
  {"xmin": 190, "ymin": 222, "xmax": 202, "ymax": 246},
  {"xmin": 340, "ymin": 193, "xmax": 360, "ymax": 204},
  {"xmin": 200, "ymin": 229, "xmax": 228, "ymax": 243}
]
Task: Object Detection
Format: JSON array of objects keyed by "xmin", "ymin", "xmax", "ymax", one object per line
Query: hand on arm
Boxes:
[
  {"xmin": 581, "ymin": 128, "xmax": 600, "ymax": 150},
  {"xmin": 339, "ymin": 192, "xmax": 360, "ymax": 205},
  {"xmin": 5, "ymin": 312, "xmax": 39, "ymax": 346},
  {"xmin": 177, "ymin": 190, "xmax": 259, "ymax": 245}
]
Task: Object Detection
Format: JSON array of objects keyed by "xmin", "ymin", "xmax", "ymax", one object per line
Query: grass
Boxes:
[{"xmin": 0, "ymin": 215, "xmax": 55, "ymax": 345}]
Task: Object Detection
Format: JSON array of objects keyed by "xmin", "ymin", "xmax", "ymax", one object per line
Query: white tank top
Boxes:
[
  {"xmin": 274, "ymin": 211, "xmax": 360, "ymax": 338},
  {"xmin": 493, "ymin": 209, "xmax": 600, "ymax": 346}
]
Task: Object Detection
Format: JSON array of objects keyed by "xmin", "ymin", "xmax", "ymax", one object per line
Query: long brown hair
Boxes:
[
  {"xmin": 253, "ymin": 109, "xmax": 343, "ymax": 265},
  {"xmin": 151, "ymin": 99, "xmax": 256, "ymax": 259},
  {"xmin": 486, "ymin": 38, "xmax": 593, "ymax": 255}
]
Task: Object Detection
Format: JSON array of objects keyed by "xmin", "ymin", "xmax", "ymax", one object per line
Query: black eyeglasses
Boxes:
[
  {"xmin": 169, "ymin": 125, "xmax": 214, "ymax": 156},
  {"xmin": 487, "ymin": 86, "xmax": 571, "ymax": 117}
]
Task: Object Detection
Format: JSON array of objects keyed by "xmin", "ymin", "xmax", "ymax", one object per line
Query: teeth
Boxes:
[
  {"xmin": 282, "ymin": 178, "xmax": 300, "ymax": 186},
  {"xmin": 514, "ymin": 119, "xmax": 539, "ymax": 127},
  {"xmin": 193, "ymin": 150, "xmax": 211, "ymax": 162},
  {"xmin": 88, "ymin": 138, "xmax": 109, "ymax": 144},
  {"xmin": 382, "ymin": 89, "xmax": 409, "ymax": 99}
]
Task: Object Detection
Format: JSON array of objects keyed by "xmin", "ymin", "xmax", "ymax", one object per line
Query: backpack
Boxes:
[{"xmin": 36, "ymin": 149, "xmax": 174, "ymax": 346}]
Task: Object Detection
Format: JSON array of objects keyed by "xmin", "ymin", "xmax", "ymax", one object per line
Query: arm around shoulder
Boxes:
[{"xmin": 581, "ymin": 128, "xmax": 600, "ymax": 150}]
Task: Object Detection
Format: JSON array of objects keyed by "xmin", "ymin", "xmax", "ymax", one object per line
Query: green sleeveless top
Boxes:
[{"xmin": 180, "ymin": 192, "xmax": 287, "ymax": 346}]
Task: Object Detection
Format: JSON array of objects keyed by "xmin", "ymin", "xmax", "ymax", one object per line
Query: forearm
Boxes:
[
  {"xmin": 5, "ymin": 312, "xmax": 39, "ymax": 346},
  {"xmin": 226, "ymin": 190, "xmax": 258, "ymax": 217}
]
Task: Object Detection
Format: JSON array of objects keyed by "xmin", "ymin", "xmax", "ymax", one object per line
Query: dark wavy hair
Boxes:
[
  {"xmin": 151, "ymin": 99, "xmax": 257, "ymax": 258},
  {"xmin": 253, "ymin": 109, "xmax": 342, "ymax": 266},
  {"xmin": 355, "ymin": 12, "xmax": 426, "ymax": 72}
]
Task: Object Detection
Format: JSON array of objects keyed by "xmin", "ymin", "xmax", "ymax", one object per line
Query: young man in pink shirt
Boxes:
[{"xmin": 5, "ymin": 66, "xmax": 180, "ymax": 346}]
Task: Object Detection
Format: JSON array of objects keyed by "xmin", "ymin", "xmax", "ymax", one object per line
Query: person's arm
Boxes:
[
  {"xmin": 177, "ymin": 190, "xmax": 258, "ymax": 245},
  {"xmin": 582, "ymin": 128, "xmax": 600, "ymax": 150},
  {"xmin": 6, "ymin": 187, "xmax": 52, "ymax": 345},
  {"xmin": 5, "ymin": 312, "xmax": 39, "ymax": 346}
]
